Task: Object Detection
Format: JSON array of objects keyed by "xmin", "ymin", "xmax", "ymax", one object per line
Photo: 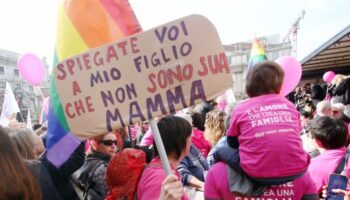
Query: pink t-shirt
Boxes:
[
  {"xmin": 137, "ymin": 158, "xmax": 189, "ymax": 200},
  {"xmin": 308, "ymin": 147, "xmax": 350, "ymax": 193},
  {"xmin": 226, "ymin": 94, "xmax": 310, "ymax": 178},
  {"xmin": 192, "ymin": 128, "xmax": 212, "ymax": 158},
  {"xmin": 139, "ymin": 129, "xmax": 153, "ymax": 147},
  {"xmin": 205, "ymin": 162, "xmax": 317, "ymax": 200},
  {"xmin": 130, "ymin": 126, "xmax": 139, "ymax": 140}
]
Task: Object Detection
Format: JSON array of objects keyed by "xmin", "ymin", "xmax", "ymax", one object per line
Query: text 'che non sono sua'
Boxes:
[{"xmin": 56, "ymin": 19, "xmax": 230, "ymax": 131}]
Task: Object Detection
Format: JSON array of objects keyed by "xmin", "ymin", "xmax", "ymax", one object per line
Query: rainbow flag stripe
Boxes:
[
  {"xmin": 247, "ymin": 37, "xmax": 267, "ymax": 70},
  {"xmin": 47, "ymin": 0, "xmax": 141, "ymax": 167}
]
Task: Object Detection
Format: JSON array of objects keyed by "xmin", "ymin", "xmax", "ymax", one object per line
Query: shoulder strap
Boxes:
[
  {"xmin": 83, "ymin": 161, "xmax": 105, "ymax": 199},
  {"xmin": 335, "ymin": 149, "xmax": 350, "ymax": 174}
]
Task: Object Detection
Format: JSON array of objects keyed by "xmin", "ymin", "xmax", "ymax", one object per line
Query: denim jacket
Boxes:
[{"xmin": 177, "ymin": 145, "xmax": 209, "ymax": 186}]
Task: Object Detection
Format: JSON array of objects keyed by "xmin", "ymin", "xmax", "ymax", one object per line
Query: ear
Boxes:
[{"xmin": 276, "ymin": 83, "xmax": 282, "ymax": 94}]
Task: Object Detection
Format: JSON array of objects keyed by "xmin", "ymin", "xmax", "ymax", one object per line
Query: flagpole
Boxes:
[
  {"xmin": 36, "ymin": 86, "xmax": 45, "ymax": 101},
  {"xmin": 128, "ymin": 126, "xmax": 134, "ymax": 148},
  {"xmin": 18, "ymin": 112, "xmax": 25, "ymax": 123},
  {"xmin": 149, "ymin": 118, "xmax": 172, "ymax": 176}
]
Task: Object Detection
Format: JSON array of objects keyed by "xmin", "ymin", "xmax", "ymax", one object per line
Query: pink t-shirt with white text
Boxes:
[
  {"xmin": 205, "ymin": 162, "xmax": 317, "ymax": 200},
  {"xmin": 226, "ymin": 94, "xmax": 310, "ymax": 178},
  {"xmin": 137, "ymin": 158, "xmax": 189, "ymax": 200}
]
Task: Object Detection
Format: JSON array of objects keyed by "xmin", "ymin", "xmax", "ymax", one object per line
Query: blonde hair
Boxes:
[
  {"xmin": 331, "ymin": 74, "xmax": 349, "ymax": 86},
  {"xmin": 204, "ymin": 110, "xmax": 226, "ymax": 145}
]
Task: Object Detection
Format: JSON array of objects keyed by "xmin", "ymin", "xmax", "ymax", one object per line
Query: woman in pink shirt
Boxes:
[
  {"xmin": 137, "ymin": 116, "xmax": 192, "ymax": 200},
  {"xmin": 191, "ymin": 112, "xmax": 211, "ymax": 157},
  {"xmin": 224, "ymin": 61, "xmax": 310, "ymax": 186}
]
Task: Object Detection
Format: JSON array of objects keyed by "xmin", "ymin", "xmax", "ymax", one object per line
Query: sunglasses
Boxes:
[{"xmin": 100, "ymin": 140, "xmax": 118, "ymax": 146}]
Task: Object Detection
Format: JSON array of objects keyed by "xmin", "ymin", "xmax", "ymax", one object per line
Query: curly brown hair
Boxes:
[{"xmin": 204, "ymin": 110, "xmax": 226, "ymax": 145}]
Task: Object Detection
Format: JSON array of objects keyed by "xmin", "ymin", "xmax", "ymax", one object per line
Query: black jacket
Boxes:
[
  {"xmin": 40, "ymin": 141, "xmax": 85, "ymax": 200},
  {"xmin": 75, "ymin": 150, "xmax": 111, "ymax": 200},
  {"xmin": 333, "ymin": 78, "xmax": 350, "ymax": 105},
  {"xmin": 25, "ymin": 160, "xmax": 62, "ymax": 200}
]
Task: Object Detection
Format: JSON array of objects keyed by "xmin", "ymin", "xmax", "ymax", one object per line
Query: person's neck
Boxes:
[{"xmin": 168, "ymin": 155, "xmax": 180, "ymax": 168}]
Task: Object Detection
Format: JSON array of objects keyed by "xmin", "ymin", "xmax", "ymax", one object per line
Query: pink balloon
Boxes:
[
  {"xmin": 17, "ymin": 53, "xmax": 45, "ymax": 85},
  {"xmin": 323, "ymin": 71, "xmax": 336, "ymax": 83},
  {"xmin": 275, "ymin": 56, "xmax": 302, "ymax": 96}
]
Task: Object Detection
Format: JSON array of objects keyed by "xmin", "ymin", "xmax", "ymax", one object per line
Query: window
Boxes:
[
  {"xmin": 16, "ymin": 83, "xmax": 21, "ymax": 90},
  {"xmin": 29, "ymin": 86, "xmax": 34, "ymax": 92},
  {"xmin": 236, "ymin": 56, "xmax": 242, "ymax": 64},
  {"xmin": 0, "ymin": 81, "xmax": 5, "ymax": 89},
  {"xmin": 270, "ymin": 51, "xmax": 279, "ymax": 60},
  {"xmin": 227, "ymin": 56, "xmax": 233, "ymax": 65},
  {"xmin": 242, "ymin": 55, "xmax": 248, "ymax": 63},
  {"xmin": 0, "ymin": 66, "xmax": 4, "ymax": 75},
  {"xmin": 14, "ymin": 69, "xmax": 19, "ymax": 77}
]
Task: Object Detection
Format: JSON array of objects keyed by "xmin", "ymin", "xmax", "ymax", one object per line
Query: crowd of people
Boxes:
[{"xmin": 0, "ymin": 60, "xmax": 350, "ymax": 200}]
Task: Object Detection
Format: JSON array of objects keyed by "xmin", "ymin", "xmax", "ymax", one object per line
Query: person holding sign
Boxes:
[
  {"xmin": 137, "ymin": 116, "xmax": 192, "ymax": 200},
  {"xmin": 219, "ymin": 61, "xmax": 310, "ymax": 191}
]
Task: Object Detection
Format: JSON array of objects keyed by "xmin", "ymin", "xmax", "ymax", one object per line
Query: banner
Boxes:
[
  {"xmin": 54, "ymin": 15, "xmax": 233, "ymax": 138},
  {"xmin": 0, "ymin": 82, "xmax": 20, "ymax": 127},
  {"xmin": 26, "ymin": 110, "xmax": 33, "ymax": 130},
  {"xmin": 47, "ymin": 0, "xmax": 142, "ymax": 167}
]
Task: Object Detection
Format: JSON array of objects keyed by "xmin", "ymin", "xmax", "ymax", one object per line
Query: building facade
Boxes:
[
  {"xmin": 0, "ymin": 48, "xmax": 50, "ymax": 124},
  {"xmin": 224, "ymin": 34, "xmax": 292, "ymax": 100}
]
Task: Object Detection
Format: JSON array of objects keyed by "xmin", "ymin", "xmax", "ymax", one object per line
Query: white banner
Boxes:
[{"xmin": 0, "ymin": 82, "xmax": 20, "ymax": 127}]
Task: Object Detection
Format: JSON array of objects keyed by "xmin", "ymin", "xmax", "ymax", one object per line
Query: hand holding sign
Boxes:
[{"xmin": 54, "ymin": 15, "xmax": 232, "ymax": 138}]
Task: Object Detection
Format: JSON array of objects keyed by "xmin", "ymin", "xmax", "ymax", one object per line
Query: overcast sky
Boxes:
[{"xmin": 0, "ymin": 0, "xmax": 349, "ymax": 65}]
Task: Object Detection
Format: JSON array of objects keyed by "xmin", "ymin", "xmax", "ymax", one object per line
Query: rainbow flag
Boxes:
[
  {"xmin": 247, "ymin": 37, "xmax": 267, "ymax": 70},
  {"xmin": 47, "ymin": 0, "xmax": 142, "ymax": 167}
]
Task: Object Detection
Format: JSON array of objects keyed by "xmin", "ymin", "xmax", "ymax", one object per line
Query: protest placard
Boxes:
[{"xmin": 54, "ymin": 14, "xmax": 233, "ymax": 138}]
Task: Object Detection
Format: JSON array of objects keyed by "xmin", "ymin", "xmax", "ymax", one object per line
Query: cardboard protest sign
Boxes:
[{"xmin": 54, "ymin": 15, "xmax": 233, "ymax": 138}]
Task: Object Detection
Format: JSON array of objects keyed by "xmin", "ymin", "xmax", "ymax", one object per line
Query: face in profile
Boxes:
[
  {"xmin": 183, "ymin": 131, "xmax": 193, "ymax": 159},
  {"xmin": 33, "ymin": 134, "xmax": 45, "ymax": 157},
  {"xmin": 95, "ymin": 132, "xmax": 118, "ymax": 157}
]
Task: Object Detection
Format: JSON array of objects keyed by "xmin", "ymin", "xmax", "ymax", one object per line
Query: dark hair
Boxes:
[
  {"xmin": 0, "ymin": 127, "xmax": 41, "ymax": 200},
  {"xmin": 310, "ymin": 117, "xmax": 348, "ymax": 149},
  {"xmin": 191, "ymin": 112, "xmax": 204, "ymax": 131},
  {"xmin": 154, "ymin": 116, "xmax": 192, "ymax": 160},
  {"xmin": 340, "ymin": 113, "xmax": 350, "ymax": 124},
  {"xmin": 311, "ymin": 84, "xmax": 326, "ymax": 100},
  {"xmin": 301, "ymin": 111, "xmax": 313, "ymax": 120},
  {"xmin": 32, "ymin": 124, "xmax": 42, "ymax": 131},
  {"xmin": 245, "ymin": 61, "xmax": 284, "ymax": 97}
]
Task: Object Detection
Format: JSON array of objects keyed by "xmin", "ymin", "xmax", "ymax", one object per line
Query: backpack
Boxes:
[
  {"xmin": 83, "ymin": 161, "xmax": 105, "ymax": 200},
  {"xmin": 105, "ymin": 148, "xmax": 146, "ymax": 200}
]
